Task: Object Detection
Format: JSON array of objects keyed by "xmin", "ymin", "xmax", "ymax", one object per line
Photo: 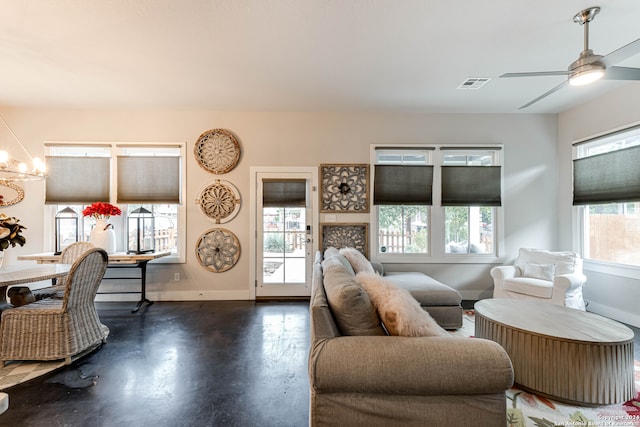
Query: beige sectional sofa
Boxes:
[{"xmin": 308, "ymin": 249, "xmax": 514, "ymax": 427}]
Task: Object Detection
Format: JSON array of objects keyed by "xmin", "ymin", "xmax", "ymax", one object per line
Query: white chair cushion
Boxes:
[
  {"xmin": 516, "ymin": 248, "xmax": 579, "ymax": 276},
  {"xmin": 503, "ymin": 277, "xmax": 554, "ymax": 299}
]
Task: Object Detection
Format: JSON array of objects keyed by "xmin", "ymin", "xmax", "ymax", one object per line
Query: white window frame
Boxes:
[
  {"xmin": 370, "ymin": 144, "xmax": 504, "ymax": 264},
  {"xmin": 44, "ymin": 142, "xmax": 187, "ymax": 263}
]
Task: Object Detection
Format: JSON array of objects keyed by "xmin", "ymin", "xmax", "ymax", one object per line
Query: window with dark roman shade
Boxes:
[
  {"xmin": 45, "ymin": 156, "xmax": 110, "ymax": 204},
  {"xmin": 263, "ymin": 179, "xmax": 306, "ymax": 207},
  {"xmin": 373, "ymin": 165, "xmax": 433, "ymax": 205},
  {"xmin": 573, "ymin": 144, "xmax": 640, "ymax": 205},
  {"xmin": 117, "ymin": 156, "xmax": 182, "ymax": 204},
  {"xmin": 441, "ymin": 166, "xmax": 501, "ymax": 206}
]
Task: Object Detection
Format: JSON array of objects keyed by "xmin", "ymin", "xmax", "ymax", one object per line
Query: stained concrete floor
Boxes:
[
  {"xmin": 0, "ymin": 301, "xmax": 311, "ymax": 427},
  {"xmin": 0, "ymin": 300, "xmax": 638, "ymax": 427}
]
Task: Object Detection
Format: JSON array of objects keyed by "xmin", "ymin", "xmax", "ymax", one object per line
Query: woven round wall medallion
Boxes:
[
  {"xmin": 196, "ymin": 180, "xmax": 241, "ymax": 224},
  {"xmin": 196, "ymin": 228, "xmax": 241, "ymax": 272},
  {"xmin": 0, "ymin": 180, "xmax": 25, "ymax": 206},
  {"xmin": 194, "ymin": 128, "xmax": 241, "ymax": 174}
]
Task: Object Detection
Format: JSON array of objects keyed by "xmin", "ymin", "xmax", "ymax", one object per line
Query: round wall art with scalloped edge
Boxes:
[
  {"xmin": 194, "ymin": 128, "xmax": 241, "ymax": 174},
  {"xmin": 0, "ymin": 180, "xmax": 25, "ymax": 206},
  {"xmin": 196, "ymin": 180, "xmax": 241, "ymax": 224},
  {"xmin": 196, "ymin": 228, "xmax": 241, "ymax": 272}
]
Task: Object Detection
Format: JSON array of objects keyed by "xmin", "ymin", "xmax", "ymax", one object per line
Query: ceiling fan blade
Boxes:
[
  {"xmin": 501, "ymin": 71, "xmax": 569, "ymax": 78},
  {"xmin": 603, "ymin": 66, "xmax": 640, "ymax": 81},
  {"xmin": 518, "ymin": 80, "xmax": 569, "ymax": 109},
  {"xmin": 600, "ymin": 37, "xmax": 640, "ymax": 67}
]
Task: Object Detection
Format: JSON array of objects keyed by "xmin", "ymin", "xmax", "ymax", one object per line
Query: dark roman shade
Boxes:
[
  {"xmin": 263, "ymin": 179, "xmax": 306, "ymax": 207},
  {"xmin": 117, "ymin": 156, "xmax": 182, "ymax": 204},
  {"xmin": 573, "ymin": 145, "xmax": 640, "ymax": 205},
  {"xmin": 373, "ymin": 165, "xmax": 433, "ymax": 205},
  {"xmin": 45, "ymin": 156, "xmax": 110, "ymax": 204},
  {"xmin": 441, "ymin": 166, "xmax": 501, "ymax": 206}
]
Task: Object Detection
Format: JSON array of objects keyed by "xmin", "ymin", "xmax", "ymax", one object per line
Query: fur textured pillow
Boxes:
[
  {"xmin": 522, "ymin": 263, "xmax": 556, "ymax": 281},
  {"xmin": 339, "ymin": 247, "xmax": 375, "ymax": 274},
  {"xmin": 354, "ymin": 272, "xmax": 450, "ymax": 337}
]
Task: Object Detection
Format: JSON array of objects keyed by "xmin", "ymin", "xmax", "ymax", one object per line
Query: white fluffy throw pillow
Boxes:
[
  {"xmin": 522, "ymin": 263, "xmax": 556, "ymax": 281},
  {"xmin": 339, "ymin": 247, "xmax": 375, "ymax": 274},
  {"xmin": 354, "ymin": 272, "xmax": 450, "ymax": 337}
]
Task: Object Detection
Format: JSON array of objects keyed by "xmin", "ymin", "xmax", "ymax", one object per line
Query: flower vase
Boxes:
[{"xmin": 90, "ymin": 219, "xmax": 116, "ymax": 254}]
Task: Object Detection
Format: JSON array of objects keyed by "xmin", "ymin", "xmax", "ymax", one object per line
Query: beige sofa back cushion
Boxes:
[{"xmin": 321, "ymin": 255, "xmax": 386, "ymax": 336}]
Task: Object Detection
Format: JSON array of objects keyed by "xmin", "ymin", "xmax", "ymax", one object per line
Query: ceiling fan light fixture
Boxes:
[{"xmin": 569, "ymin": 63, "xmax": 605, "ymax": 86}]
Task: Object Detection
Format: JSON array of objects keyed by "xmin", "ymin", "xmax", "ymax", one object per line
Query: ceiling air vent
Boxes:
[{"xmin": 457, "ymin": 77, "xmax": 491, "ymax": 90}]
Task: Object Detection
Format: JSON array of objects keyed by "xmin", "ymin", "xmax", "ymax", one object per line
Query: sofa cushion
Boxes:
[
  {"xmin": 383, "ymin": 272, "xmax": 462, "ymax": 306},
  {"xmin": 322, "ymin": 258, "xmax": 385, "ymax": 336},
  {"xmin": 322, "ymin": 252, "xmax": 355, "ymax": 276},
  {"xmin": 355, "ymin": 272, "xmax": 450, "ymax": 337},
  {"xmin": 339, "ymin": 247, "xmax": 374, "ymax": 274},
  {"xmin": 522, "ymin": 263, "xmax": 555, "ymax": 281},
  {"xmin": 503, "ymin": 277, "xmax": 554, "ymax": 299}
]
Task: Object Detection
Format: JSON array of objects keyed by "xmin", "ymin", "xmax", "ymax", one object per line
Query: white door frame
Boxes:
[{"xmin": 249, "ymin": 166, "xmax": 318, "ymax": 299}]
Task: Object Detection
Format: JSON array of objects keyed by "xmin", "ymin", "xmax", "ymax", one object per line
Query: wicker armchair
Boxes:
[
  {"xmin": 0, "ymin": 248, "xmax": 110, "ymax": 365},
  {"xmin": 31, "ymin": 241, "xmax": 95, "ymax": 301}
]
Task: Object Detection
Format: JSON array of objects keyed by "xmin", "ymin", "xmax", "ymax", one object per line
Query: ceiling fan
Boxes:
[{"xmin": 501, "ymin": 6, "xmax": 640, "ymax": 109}]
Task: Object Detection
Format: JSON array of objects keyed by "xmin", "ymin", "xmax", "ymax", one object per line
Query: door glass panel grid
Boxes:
[{"xmin": 262, "ymin": 207, "xmax": 306, "ymax": 284}]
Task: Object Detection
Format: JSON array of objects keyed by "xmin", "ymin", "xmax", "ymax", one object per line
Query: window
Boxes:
[
  {"xmin": 441, "ymin": 150, "xmax": 500, "ymax": 255},
  {"xmin": 573, "ymin": 125, "xmax": 640, "ymax": 267},
  {"xmin": 372, "ymin": 145, "xmax": 502, "ymax": 261},
  {"xmin": 373, "ymin": 148, "xmax": 432, "ymax": 254},
  {"xmin": 45, "ymin": 143, "xmax": 186, "ymax": 262}
]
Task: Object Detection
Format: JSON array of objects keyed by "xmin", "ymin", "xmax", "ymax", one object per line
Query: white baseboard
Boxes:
[{"xmin": 586, "ymin": 301, "xmax": 640, "ymax": 328}]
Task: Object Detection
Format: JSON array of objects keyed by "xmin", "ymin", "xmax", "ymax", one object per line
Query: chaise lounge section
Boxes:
[{"xmin": 308, "ymin": 249, "xmax": 514, "ymax": 426}]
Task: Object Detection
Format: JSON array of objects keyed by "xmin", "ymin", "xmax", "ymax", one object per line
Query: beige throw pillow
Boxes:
[
  {"xmin": 355, "ymin": 272, "xmax": 450, "ymax": 337},
  {"xmin": 339, "ymin": 247, "xmax": 375, "ymax": 274}
]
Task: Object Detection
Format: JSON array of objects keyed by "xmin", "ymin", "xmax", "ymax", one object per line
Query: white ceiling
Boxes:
[{"xmin": 1, "ymin": 0, "xmax": 640, "ymax": 114}]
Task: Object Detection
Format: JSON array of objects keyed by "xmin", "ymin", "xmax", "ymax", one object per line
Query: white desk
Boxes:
[
  {"xmin": 0, "ymin": 264, "xmax": 71, "ymax": 307},
  {"xmin": 18, "ymin": 252, "xmax": 170, "ymax": 313}
]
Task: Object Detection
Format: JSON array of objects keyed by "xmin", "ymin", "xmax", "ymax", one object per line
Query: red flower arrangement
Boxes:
[{"xmin": 82, "ymin": 202, "xmax": 122, "ymax": 220}]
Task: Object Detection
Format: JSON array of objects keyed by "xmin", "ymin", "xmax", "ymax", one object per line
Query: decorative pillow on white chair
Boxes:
[
  {"xmin": 522, "ymin": 263, "xmax": 556, "ymax": 281},
  {"xmin": 354, "ymin": 272, "xmax": 450, "ymax": 337},
  {"xmin": 339, "ymin": 247, "xmax": 375, "ymax": 274}
]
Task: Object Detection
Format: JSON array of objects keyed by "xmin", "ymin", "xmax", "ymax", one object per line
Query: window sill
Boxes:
[
  {"xmin": 372, "ymin": 254, "xmax": 502, "ymax": 264},
  {"xmin": 583, "ymin": 259, "xmax": 640, "ymax": 280}
]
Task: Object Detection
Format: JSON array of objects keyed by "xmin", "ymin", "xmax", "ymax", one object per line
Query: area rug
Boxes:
[
  {"xmin": 452, "ymin": 310, "xmax": 640, "ymax": 427},
  {"xmin": 0, "ymin": 360, "xmax": 64, "ymax": 390}
]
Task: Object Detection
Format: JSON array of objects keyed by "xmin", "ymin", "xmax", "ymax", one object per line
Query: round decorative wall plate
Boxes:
[
  {"xmin": 194, "ymin": 128, "xmax": 241, "ymax": 174},
  {"xmin": 196, "ymin": 180, "xmax": 241, "ymax": 224},
  {"xmin": 195, "ymin": 228, "xmax": 241, "ymax": 272},
  {"xmin": 0, "ymin": 180, "xmax": 25, "ymax": 206}
]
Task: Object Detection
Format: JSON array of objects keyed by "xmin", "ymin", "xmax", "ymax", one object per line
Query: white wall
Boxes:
[
  {"xmin": 1, "ymin": 108, "xmax": 558, "ymax": 301},
  {"xmin": 558, "ymin": 85, "xmax": 640, "ymax": 327}
]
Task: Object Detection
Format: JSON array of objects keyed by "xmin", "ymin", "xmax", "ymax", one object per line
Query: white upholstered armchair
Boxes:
[{"xmin": 491, "ymin": 248, "xmax": 586, "ymax": 310}]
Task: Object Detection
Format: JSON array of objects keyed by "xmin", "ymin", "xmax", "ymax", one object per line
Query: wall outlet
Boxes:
[{"xmin": 174, "ymin": 272, "xmax": 180, "ymax": 281}]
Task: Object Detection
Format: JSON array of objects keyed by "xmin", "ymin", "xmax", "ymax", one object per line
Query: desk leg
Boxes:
[{"xmin": 132, "ymin": 261, "xmax": 154, "ymax": 314}]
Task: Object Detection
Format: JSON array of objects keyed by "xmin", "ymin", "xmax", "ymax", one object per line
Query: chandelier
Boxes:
[{"xmin": 0, "ymin": 113, "xmax": 45, "ymax": 182}]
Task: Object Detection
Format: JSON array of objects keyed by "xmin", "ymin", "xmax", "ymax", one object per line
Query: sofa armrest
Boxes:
[
  {"xmin": 553, "ymin": 272, "xmax": 587, "ymax": 293},
  {"xmin": 309, "ymin": 336, "xmax": 513, "ymax": 396}
]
